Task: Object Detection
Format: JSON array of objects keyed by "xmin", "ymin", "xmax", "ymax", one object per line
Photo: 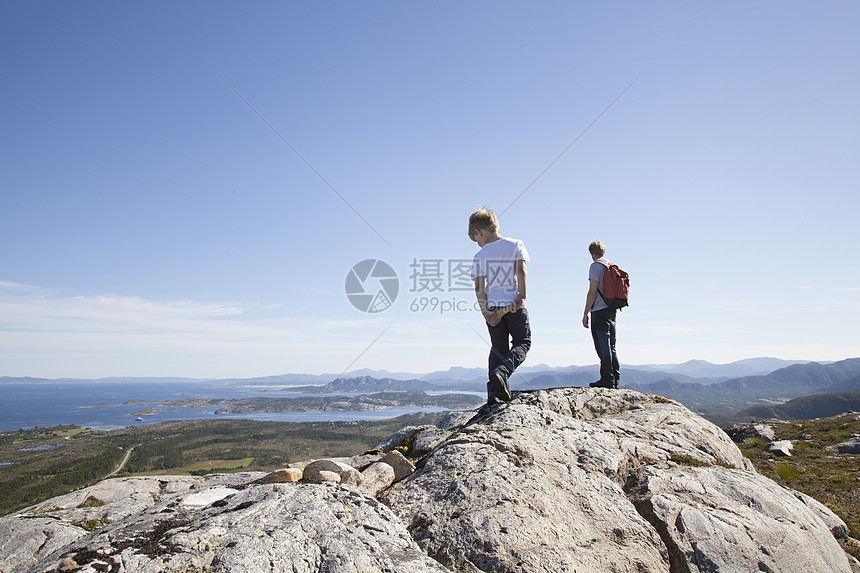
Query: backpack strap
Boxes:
[{"xmin": 594, "ymin": 259, "xmax": 611, "ymax": 299}]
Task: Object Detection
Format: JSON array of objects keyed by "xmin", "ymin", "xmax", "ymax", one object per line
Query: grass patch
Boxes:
[
  {"xmin": 742, "ymin": 437, "xmax": 770, "ymax": 448},
  {"xmin": 56, "ymin": 428, "xmax": 89, "ymax": 437},
  {"xmin": 129, "ymin": 458, "xmax": 256, "ymax": 476},
  {"xmin": 772, "ymin": 462, "xmax": 800, "ymax": 480},
  {"xmin": 182, "ymin": 458, "xmax": 254, "ymax": 472},
  {"xmin": 185, "ymin": 457, "xmax": 255, "ymax": 476},
  {"xmin": 732, "ymin": 412, "xmax": 860, "ymax": 562},
  {"xmin": 77, "ymin": 496, "xmax": 105, "ymax": 508},
  {"xmin": 793, "ymin": 441, "xmax": 811, "ymax": 454},
  {"xmin": 669, "ymin": 454, "xmax": 709, "ymax": 468},
  {"xmin": 72, "ymin": 518, "xmax": 112, "ymax": 531}
]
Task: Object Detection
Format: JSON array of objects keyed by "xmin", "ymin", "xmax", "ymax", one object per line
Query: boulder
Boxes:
[
  {"xmin": 262, "ymin": 468, "xmax": 303, "ymax": 483},
  {"xmin": 381, "ymin": 388, "xmax": 851, "ymax": 573},
  {"xmin": 339, "ymin": 467, "xmax": 363, "ymax": 487},
  {"xmin": 383, "ymin": 450, "xmax": 416, "ymax": 482},
  {"xmin": 0, "ymin": 474, "xmax": 269, "ymax": 573},
  {"xmin": 358, "ymin": 462, "xmax": 396, "ymax": 497},
  {"xmin": 16, "ymin": 483, "xmax": 451, "ymax": 573},
  {"xmin": 374, "ymin": 425, "xmax": 435, "ymax": 453},
  {"xmin": 792, "ymin": 489, "xmax": 850, "ymax": 539},
  {"xmin": 827, "ymin": 439, "xmax": 860, "ymax": 454},
  {"xmin": 766, "ymin": 440, "xmax": 794, "ymax": 456},
  {"xmin": 317, "ymin": 470, "xmax": 341, "ymax": 483},
  {"xmin": 351, "ymin": 452, "xmax": 384, "ymax": 470},
  {"xmin": 181, "ymin": 486, "xmax": 239, "ymax": 507},
  {"xmin": 725, "ymin": 422, "xmax": 775, "ymax": 443},
  {"xmin": 628, "ymin": 465, "xmax": 850, "ymax": 573},
  {"xmin": 302, "ymin": 459, "xmax": 354, "ymax": 483},
  {"xmin": 413, "ymin": 427, "xmax": 452, "ymax": 454},
  {"xmin": 437, "ymin": 410, "xmax": 477, "ymax": 430}
]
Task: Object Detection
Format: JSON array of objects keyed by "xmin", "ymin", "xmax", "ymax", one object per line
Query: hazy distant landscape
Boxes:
[{"xmin": 4, "ymin": 357, "xmax": 859, "ymax": 430}]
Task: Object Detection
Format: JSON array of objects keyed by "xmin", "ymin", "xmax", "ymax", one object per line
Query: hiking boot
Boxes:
[
  {"xmin": 486, "ymin": 381, "xmax": 500, "ymax": 404},
  {"xmin": 589, "ymin": 379, "xmax": 613, "ymax": 389},
  {"xmin": 489, "ymin": 368, "xmax": 512, "ymax": 402}
]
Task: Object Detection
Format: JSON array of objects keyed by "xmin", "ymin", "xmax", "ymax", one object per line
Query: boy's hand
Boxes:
[
  {"xmin": 582, "ymin": 312, "xmax": 589, "ymax": 328},
  {"xmin": 514, "ymin": 296, "xmax": 525, "ymax": 310},
  {"xmin": 482, "ymin": 309, "xmax": 496, "ymax": 323}
]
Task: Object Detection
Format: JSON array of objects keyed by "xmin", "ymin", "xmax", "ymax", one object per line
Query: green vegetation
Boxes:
[
  {"xmin": 738, "ymin": 390, "xmax": 860, "ymax": 421},
  {"xmin": 0, "ymin": 412, "xmax": 445, "ymax": 517},
  {"xmin": 668, "ymin": 454, "xmax": 710, "ymax": 468},
  {"xmin": 0, "ymin": 425, "xmax": 88, "ymax": 446},
  {"xmin": 742, "ymin": 437, "xmax": 770, "ymax": 449},
  {"xmin": 179, "ymin": 458, "xmax": 254, "ymax": 476},
  {"xmin": 773, "ymin": 462, "xmax": 800, "ymax": 480},
  {"xmin": 78, "ymin": 496, "xmax": 106, "ymax": 508},
  {"xmin": 72, "ymin": 518, "xmax": 113, "ymax": 531},
  {"xmin": 733, "ymin": 412, "xmax": 860, "ymax": 561},
  {"xmin": 0, "ymin": 425, "xmax": 126, "ymax": 515}
]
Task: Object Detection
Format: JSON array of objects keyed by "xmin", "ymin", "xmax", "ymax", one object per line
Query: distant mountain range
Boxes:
[
  {"xmin": 0, "ymin": 357, "xmax": 817, "ymax": 387},
  {"xmin": 623, "ymin": 358, "xmax": 860, "ymax": 416},
  {"xmin": 6, "ymin": 357, "xmax": 860, "ymax": 421},
  {"xmin": 629, "ymin": 357, "xmax": 813, "ymax": 379},
  {"xmin": 737, "ymin": 390, "xmax": 860, "ymax": 420}
]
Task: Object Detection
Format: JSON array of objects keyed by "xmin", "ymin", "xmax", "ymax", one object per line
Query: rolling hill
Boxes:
[{"xmin": 737, "ymin": 389, "xmax": 860, "ymax": 420}]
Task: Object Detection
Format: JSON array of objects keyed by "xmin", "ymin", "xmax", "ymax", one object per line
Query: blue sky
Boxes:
[{"xmin": 2, "ymin": 1, "xmax": 858, "ymax": 379}]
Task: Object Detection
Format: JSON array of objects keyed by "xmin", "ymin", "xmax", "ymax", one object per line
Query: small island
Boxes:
[{"xmin": 110, "ymin": 391, "xmax": 482, "ymax": 416}]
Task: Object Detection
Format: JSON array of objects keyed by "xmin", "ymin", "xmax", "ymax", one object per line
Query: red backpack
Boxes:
[{"xmin": 598, "ymin": 260, "xmax": 630, "ymax": 310}]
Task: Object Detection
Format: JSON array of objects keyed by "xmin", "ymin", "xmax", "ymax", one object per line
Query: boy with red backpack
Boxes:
[{"xmin": 582, "ymin": 240, "xmax": 628, "ymax": 389}]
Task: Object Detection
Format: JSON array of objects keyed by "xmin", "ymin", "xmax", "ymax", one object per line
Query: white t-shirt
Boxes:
[{"xmin": 471, "ymin": 237, "xmax": 530, "ymax": 307}]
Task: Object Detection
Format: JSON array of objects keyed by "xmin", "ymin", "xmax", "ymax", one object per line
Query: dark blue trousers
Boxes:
[
  {"xmin": 590, "ymin": 307, "xmax": 619, "ymax": 385},
  {"xmin": 487, "ymin": 307, "xmax": 531, "ymax": 379}
]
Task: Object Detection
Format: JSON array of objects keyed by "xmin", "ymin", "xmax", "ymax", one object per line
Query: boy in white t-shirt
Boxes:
[{"xmin": 468, "ymin": 209, "xmax": 531, "ymax": 404}]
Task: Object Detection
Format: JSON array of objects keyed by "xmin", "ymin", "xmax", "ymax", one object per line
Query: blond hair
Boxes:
[
  {"xmin": 468, "ymin": 209, "xmax": 500, "ymax": 240},
  {"xmin": 588, "ymin": 240, "xmax": 606, "ymax": 257}
]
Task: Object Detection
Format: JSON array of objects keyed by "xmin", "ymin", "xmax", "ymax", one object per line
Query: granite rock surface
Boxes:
[{"xmin": 0, "ymin": 387, "xmax": 853, "ymax": 573}]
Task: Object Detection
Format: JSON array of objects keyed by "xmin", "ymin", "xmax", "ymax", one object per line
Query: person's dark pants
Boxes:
[
  {"xmin": 590, "ymin": 307, "xmax": 619, "ymax": 387},
  {"xmin": 487, "ymin": 306, "xmax": 531, "ymax": 380}
]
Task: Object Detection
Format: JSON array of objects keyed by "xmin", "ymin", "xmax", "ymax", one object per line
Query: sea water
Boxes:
[{"xmin": 0, "ymin": 381, "xmax": 448, "ymax": 432}]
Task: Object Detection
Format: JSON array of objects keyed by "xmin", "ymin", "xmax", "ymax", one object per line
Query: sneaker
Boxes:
[{"xmin": 489, "ymin": 368, "xmax": 512, "ymax": 402}]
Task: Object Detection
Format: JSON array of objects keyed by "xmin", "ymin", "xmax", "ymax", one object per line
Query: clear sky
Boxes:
[{"xmin": 2, "ymin": 1, "xmax": 858, "ymax": 379}]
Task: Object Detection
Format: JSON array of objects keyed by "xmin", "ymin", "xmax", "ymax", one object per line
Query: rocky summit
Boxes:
[{"xmin": 1, "ymin": 387, "xmax": 856, "ymax": 572}]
